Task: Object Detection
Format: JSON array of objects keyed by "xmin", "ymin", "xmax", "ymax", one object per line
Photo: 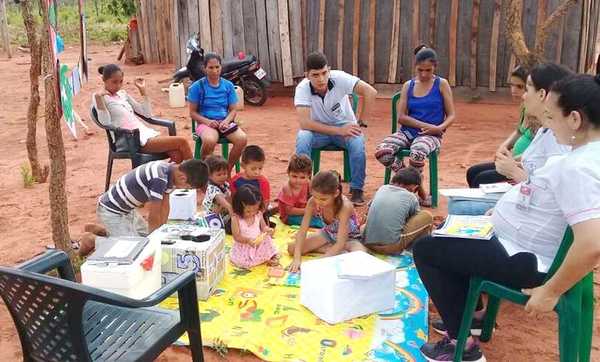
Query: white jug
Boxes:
[
  {"xmin": 234, "ymin": 86, "xmax": 244, "ymax": 111},
  {"xmin": 169, "ymin": 82, "xmax": 186, "ymax": 108}
]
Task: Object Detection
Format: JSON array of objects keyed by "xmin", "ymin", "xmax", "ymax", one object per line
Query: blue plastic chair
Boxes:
[{"xmin": 0, "ymin": 250, "xmax": 204, "ymax": 361}]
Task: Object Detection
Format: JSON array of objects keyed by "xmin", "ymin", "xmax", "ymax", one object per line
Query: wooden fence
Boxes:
[{"xmin": 136, "ymin": 0, "xmax": 600, "ymax": 89}]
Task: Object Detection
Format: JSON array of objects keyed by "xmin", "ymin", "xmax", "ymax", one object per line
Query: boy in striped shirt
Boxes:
[{"xmin": 97, "ymin": 159, "xmax": 208, "ymax": 238}]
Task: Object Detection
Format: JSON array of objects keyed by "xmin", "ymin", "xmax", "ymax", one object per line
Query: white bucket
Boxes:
[
  {"xmin": 235, "ymin": 86, "xmax": 244, "ymax": 111},
  {"xmin": 169, "ymin": 82, "xmax": 186, "ymax": 108}
]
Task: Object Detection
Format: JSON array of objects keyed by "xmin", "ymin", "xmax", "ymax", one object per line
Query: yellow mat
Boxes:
[{"xmin": 160, "ymin": 220, "xmax": 428, "ymax": 361}]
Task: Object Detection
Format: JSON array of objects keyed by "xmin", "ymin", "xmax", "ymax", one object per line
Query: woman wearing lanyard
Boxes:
[
  {"xmin": 413, "ymin": 69, "xmax": 600, "ymax": 362},
  {"xmin": 449, "ymin": 63, "xmax": 572, "ymax": 216}
]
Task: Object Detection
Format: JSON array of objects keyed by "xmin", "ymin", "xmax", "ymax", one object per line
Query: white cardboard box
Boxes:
[
  {"xmin": 300, "ymin": 251, "xmax": 396, "ymax": 324},
  {"xmin": 168, "ymin": 189, "xmax": 197, "ymax": 220},
  {"xmin": 81, "ymin": 237, "xmax": 162, "ymax": 299},
  {"xmin": 155, "ymin": 225, "xmax": 225, "ymax": 300}
]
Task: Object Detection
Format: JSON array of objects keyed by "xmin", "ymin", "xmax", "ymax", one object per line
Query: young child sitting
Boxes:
[
  {"xmin": 287, "ymin": 171, "xmax": 365, "ymax": 272},
  {"xmin": 362, "ymin": 167, "xmax": 433, "ymax": 255},
  {"xmin": 230, "ymin": 145, "xmax": 271, "ymax": 222},
  {"xmin": 230, "ymin": 184, "xmax": 279, "ymax": 269},
  {"xmin": 202, "ymin": 155, "xmax": 233, "ymax": 230},
  {"xmin": 278, "ymin": 154, "xmax": 323, "ymax": 228}
]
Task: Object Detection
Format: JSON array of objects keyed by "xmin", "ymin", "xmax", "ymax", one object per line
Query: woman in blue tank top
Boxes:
[{"xmin": 375, "ymin": 45, "xmax": 456, "ymax": 206}]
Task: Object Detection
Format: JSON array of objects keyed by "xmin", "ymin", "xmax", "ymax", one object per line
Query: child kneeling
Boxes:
[
  {"xmin": 362, "ymin": 167, "xmax": 432, "ymax": 254},
  {"xmin": 287, "ymin": 171, "xmax": 365, "ymax": 272},
  {"xmin": 278, "ymin": 154, "xmax": 323, "ymax": 228},
  {"xmin": 230, "ymin": 184, "xmax": 279, "ymax": 269}
]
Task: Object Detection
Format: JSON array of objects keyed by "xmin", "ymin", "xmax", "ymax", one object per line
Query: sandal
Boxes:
[{"xmin": 358, "ymin": 120, "xmax": 368, "ymax": 128}]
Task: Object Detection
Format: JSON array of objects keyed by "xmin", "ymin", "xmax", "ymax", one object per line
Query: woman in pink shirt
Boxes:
[{"xmin": 92, "ymin": 64, "xmax": 192, "ymax": 163}]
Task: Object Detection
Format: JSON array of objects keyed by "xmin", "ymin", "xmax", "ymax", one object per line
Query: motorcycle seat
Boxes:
[{"xmin": 221, "ymin": 55, "xmax": 256, "ymax": 73}]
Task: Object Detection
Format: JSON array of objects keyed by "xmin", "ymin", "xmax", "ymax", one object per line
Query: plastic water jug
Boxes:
[
  {"xmin": 169, "ymin": 82, "xmax": 186, "ymax": 108},
  {"xmin": 235, "ymin": 86, "xmax": 244, "ymax": 111}
]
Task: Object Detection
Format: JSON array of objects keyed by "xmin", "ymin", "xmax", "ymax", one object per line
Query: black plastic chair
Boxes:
[
  {"xmin": 90, "ymin": 107, "xmax": 177, "ymax": 191},
  {"xmin": 0, "ymin": 250, "xmax": 204, "ymax": 361}
]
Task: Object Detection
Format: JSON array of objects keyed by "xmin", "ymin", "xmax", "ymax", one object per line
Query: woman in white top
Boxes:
[
  {"xmin": 412, "ymin": 64, "xmax": 600, "ymax": 362},
  {"xmin": 449, "ymin": 64, "xmax": 572, "ymax": 216},
  {"xmin": 494, "ymin": 64, "xmax": 571, "ymax": 182},
  {"xmin": 92, "ymin": 64, "xmax": 193, "ymax": 163}
]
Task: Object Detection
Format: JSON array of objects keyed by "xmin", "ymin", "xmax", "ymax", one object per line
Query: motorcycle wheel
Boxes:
[{"xmin": 241, "ymin": 76, "xmax": 268, "ymax": 106}]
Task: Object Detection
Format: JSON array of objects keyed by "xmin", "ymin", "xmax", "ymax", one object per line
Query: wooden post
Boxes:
[
  {"xmin": 336, "ymin": 0, "xmax": 345, "ymax": 69},
  {"xmin": 278, "ymin": 0, "xmax": 293, "ymax": 86},
  {"xmin": 448, "ymin": 0, "xmax": 458, "ymax": 86},
  {"xmin": 40, "ymin": 0, "xmax": 73, "ymax": 259},
  {"xmin": 289, "ymin": 0, "xmax": 304, "ymax": 77},
  {"xmin": 210, "ymin": 0, "xmax": 223, "ymax": 56},
  {"xmin": 352, "ymin": 0, "xmax": 361, "ymax": 75},
  {"xmin": 429, "ymin": 0, "xmax": 437, "ymax": 46},
  {"xmin": 388, "ymin": 0, "xmax": 401, "ymax": 83},
  {"xmin": 470, "ymin": 0, "xmax": 480, "ymax": 89},
  {"xmin": 0, "ymin": 0, "xmax": 11, "ymax": 58},
  {"xmin": 411, "ymin": 0, "xmax": 419, "ymax": 49},
  {"xmin": 199, "ymin": 0, "xmax": 212, "ymax": 51},
  {"xmin": 318, "ymin": 0, "xmax": 325, "ymax": 51},
  {"xmin": 489, "ymin": 0, "xmax": 502, "ymax": 91},
  {"xmin": 368, "ymin": 0, "xmax": 376, "ymax": 84},
  {"xmin": 578, "ymin": 0, "xmax": 590, "ymax": 72}
]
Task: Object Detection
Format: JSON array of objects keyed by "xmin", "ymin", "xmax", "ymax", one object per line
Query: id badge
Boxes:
[{"xmin": 517, "ymin": 184, "xmax": 532, "ymax": 210}]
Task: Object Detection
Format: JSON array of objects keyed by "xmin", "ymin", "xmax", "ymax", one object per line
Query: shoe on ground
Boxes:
[
  {"xmin": 420, "ymin": 337, "xmax": 486, "ymax": 362},
  {"xmin": 350, "ymin": 189, "xmax": 365, "ymax": 206},
  {"xmin": 432, "ymin": 318, "xmax": 489, "ymax": 337}
]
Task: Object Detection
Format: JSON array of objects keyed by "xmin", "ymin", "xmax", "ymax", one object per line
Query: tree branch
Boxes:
[{"xmin": 534, "ymin": 0, "xmax": 577, "ymax": 55}]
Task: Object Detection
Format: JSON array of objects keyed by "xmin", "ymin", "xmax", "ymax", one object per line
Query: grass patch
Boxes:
[
  {"xmin": 20, "ymin": 163, "xmax": 35, "ymax": 188},
  {"xmin": 5, "ymin": 2, "xmax": 129, "ymax": 47}
]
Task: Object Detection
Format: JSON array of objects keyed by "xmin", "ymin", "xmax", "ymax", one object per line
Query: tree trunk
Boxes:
[
  {"xmin": 21, "ymin": 0, "xmax": 48, "ymax": 183},
  {"xmin": 40, "ymin": 0, "xmax": 73, "ymax": 258},
  {"xmin": 504, "ymin": 0, "xmax": 578, "ymax": 68}
]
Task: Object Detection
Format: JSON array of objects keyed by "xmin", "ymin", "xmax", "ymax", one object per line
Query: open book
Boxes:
[{"xmin": 433, "ymin": 215, "xmax": 494, "ymax": 240}]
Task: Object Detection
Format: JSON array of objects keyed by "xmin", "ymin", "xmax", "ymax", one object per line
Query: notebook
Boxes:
[{"xmin": 433, "ymin": 215, "xmax": 494, "ymax": 240}]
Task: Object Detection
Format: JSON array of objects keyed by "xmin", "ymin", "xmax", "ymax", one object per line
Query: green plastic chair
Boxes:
[
  {"xmin": 454, "ymin": 227, "xmax": 594, "ymax": 362},
  {"xmin": 192, "ymin": 119, "xmax": 240, "ymax": 172},
  {"xmin": 310, "ymin": 93, "xmax": 359, "ymax": 182},
  {"xmin": 384, "ymin": 91, "xmax": 439, "ymax": 208}
]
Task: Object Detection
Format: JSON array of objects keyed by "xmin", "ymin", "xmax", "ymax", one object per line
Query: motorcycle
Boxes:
[{"xmin": 173, "ymin": 34, "xmax": 269, "ymax": 106}]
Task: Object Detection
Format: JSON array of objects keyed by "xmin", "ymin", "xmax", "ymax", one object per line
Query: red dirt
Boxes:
[{"xmin": 0, "ymin": 44, "xmax": 597, "ymax": 361}]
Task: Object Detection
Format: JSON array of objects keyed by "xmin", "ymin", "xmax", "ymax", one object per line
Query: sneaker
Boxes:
[
  {"xmin": 350, "ymin": 189, "xmax": 365, "ymax": 206},
  {"xmin": 420, "ymin": 337, "xmax": 486, "ymax": 362},
  {"xmin": 432, "ymin": 318, "xmax": 493, "ymax": 337}
]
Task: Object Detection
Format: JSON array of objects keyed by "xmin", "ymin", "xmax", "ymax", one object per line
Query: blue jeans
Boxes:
[
  {"xmin": 447, "ymin": 198, "xmax": 497, "ymax": 215},
  {"xmin": 295, "ymin": 130, "xmax": 366, "ymax": 190}
]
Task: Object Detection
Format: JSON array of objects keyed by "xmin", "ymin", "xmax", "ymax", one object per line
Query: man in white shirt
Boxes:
[{"xmin": 294, "ymin": 52, "xmax": 377, "ymax": 205}]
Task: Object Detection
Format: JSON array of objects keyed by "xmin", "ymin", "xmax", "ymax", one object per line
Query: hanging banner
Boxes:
[{"xmin": 59, "ymin": 64, "xmax": 76, "ymax": 137}]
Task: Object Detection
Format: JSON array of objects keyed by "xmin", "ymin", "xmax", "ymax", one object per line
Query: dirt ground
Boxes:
[{"xmin": 0, "ymin": 44, "xmax": 597, "ymax": 362}]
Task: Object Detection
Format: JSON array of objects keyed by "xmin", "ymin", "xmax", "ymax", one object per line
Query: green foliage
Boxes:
[
  {"xmin": 20, "ymin": 163, "xmax": 35, "ymax": 188},
  {"xmin": 106, "ymin": 0, "xmax": 137, "ymax": 18},
  {"xmin": 5, "ymin": 1, "xmax": 130, "ymax": 46}
]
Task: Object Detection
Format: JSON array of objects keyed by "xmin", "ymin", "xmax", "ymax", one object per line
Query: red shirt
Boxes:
[
  {"xmin": 230, "ymin": 173, "xmax": 271, "ymax": 203},
  {"xmin": 277, "ymin": 183, "xmax": 309, "ymax": 222}
]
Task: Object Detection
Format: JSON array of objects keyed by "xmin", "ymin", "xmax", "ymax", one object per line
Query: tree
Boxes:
[
  {"xmin": 40, "ymin": 0, "xmax": 73, "ymax": 259},
  {"xmin": 20, "ymin": 0, "xmax": 48, "ymax": 183},
  {"xmin": 505, "ymin": 0, "xmax": 578, "ymax": 68}
]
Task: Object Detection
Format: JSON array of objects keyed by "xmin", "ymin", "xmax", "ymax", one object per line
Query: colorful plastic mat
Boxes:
[{"xmin": 160, "ymin": 220, "xmax": 428, "ymax": 361}]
